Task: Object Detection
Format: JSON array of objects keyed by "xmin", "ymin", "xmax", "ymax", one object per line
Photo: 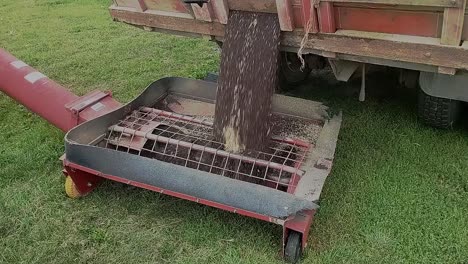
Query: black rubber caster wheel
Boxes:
[{"xmin": 285, "ymin": 231, "xmax": 302, "ymax": 263}]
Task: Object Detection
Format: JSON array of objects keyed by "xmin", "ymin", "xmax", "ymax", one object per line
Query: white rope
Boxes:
[{"xmin": 297, "ymin": 1, "xmax": 318, "ymax": 70}]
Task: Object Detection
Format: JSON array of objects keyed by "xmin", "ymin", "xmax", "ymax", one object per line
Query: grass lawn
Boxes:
[{"xmin": 0, "ymin": 0, "xmax": 467, "ymax": 263}]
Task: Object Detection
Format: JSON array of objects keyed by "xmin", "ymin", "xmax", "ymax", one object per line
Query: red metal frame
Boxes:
[
  {"xmin": 63, "ymin": 133, "xmax": 317, "ymax": 253},
  {"xmin": 286, "ymin": 138, "xmax": 311, "ymax": 194},
  {"xmin": 284, "ymin": 210, "xmax": 316, "ymax": 251},
  {"xmin": 318, "ymin": 2, "xmax": 336, "ymax": 33},
  {"xmin": 65, "ymin": 90, "xmax": 121, "ymax": 127},
  {"xmin": 64, "ymin": 159, "xmax": 317, "ymax": 254},
  {"xmin": 306, "ymin": 0, "xmax": 319, "ymax": 33},
  {"xmin": 63, "ymin": 160, "xmax": 286, "ymax": 224},
  {"xmin": 64, "ymin": 165, "xmax": 103, "ymax": 196}
]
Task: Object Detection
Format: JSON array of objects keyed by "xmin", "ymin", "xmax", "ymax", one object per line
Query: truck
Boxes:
[{"xmin": 109, "ymin": 0, "xmax": 468, "ymax": 128}]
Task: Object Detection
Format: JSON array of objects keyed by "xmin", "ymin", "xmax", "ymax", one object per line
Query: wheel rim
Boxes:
[{"xmin": 65, "ymin": 176, "xmax": 82, "ymax": 199}]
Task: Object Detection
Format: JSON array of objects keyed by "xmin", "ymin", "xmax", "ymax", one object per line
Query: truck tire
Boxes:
[
  {"xmin": 280, "ymin": 52, "xmax": 312, "ymax": 86},
  {"xmin": 418, "ymin": 89, "xmax": 461, "ymax": 129}
]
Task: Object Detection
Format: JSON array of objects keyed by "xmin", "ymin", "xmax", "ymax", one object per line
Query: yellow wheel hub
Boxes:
[{"xmin": 65, "ymin": 176, "xmax": 82, "ymax": 199}]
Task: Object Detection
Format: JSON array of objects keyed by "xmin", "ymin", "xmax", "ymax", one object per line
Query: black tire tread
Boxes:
[
  {"xmin": 418, "ymin": 89, "xmax": 461, "ymax": 129},
  {"xmin": 280, "ymin": 53, "xmax": 312, "ymax": 87},
  {"xmin": 284, "ymin": 231, "xmax": 302, "ymax": 263}
]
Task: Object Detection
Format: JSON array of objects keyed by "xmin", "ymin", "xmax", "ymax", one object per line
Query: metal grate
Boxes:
[{"xmin": 97, "ymin": 107, "xmax": 311, "ymax": 191}]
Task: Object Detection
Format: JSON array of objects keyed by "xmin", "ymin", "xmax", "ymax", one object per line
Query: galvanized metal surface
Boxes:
[{"xmin": 65, "ymin": 77, "xmax": 339, "ymax": 219}]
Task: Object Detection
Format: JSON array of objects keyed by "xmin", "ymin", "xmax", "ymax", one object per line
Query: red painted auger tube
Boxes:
[{"xmin": 0, "ymin": 49, "xmax": 120, "ymax": 132}]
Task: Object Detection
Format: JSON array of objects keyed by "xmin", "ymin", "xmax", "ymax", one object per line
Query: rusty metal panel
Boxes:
[
  {"xmin": 321, "ymin": 0, "xmax": 461, "ymax": 8},
  {"xmin": 335, "ymin": 6, "xmax": 444, "ymax": 37},
  {"xmin": 319, "ymin": 2, "xmax": 336, "ymax": 33}
]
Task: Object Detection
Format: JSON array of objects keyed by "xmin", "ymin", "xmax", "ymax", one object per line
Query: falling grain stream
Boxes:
[{"xmin": 214, "ymin": 11, "xmax": 281, "ymax": 153}]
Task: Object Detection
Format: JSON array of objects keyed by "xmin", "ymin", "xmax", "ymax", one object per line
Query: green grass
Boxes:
[{"xmin": 0, "ymin": 1, "xmax": 467, "ymax": 263}]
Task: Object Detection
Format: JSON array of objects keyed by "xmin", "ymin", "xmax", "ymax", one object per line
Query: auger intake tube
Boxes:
[
  {"xmin": 0, "ymin": 49, "xmax": 122, "ymax": 131},
  {"xmin": 0, "ymin": 48, "xmax": 80, "ymax": 132}
]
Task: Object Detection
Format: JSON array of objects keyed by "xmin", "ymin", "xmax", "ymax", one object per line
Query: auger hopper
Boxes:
[{"xmin": 0, "ymin": 48, "xmax": 341, "ymax": 263}]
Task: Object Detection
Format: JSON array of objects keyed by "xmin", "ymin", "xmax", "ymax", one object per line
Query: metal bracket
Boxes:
[
  {"xmin": 65, "ymin": 90, "xmax": 112, "ymax": 126},
  {"xmin": 328, "ymin": 59, "xmax": 360, "ymax": 81}
]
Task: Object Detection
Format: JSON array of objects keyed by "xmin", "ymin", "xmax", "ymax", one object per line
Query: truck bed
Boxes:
[{"xmin": 109, "ymin": 0, "xmax": 468, "ymax": 74}]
